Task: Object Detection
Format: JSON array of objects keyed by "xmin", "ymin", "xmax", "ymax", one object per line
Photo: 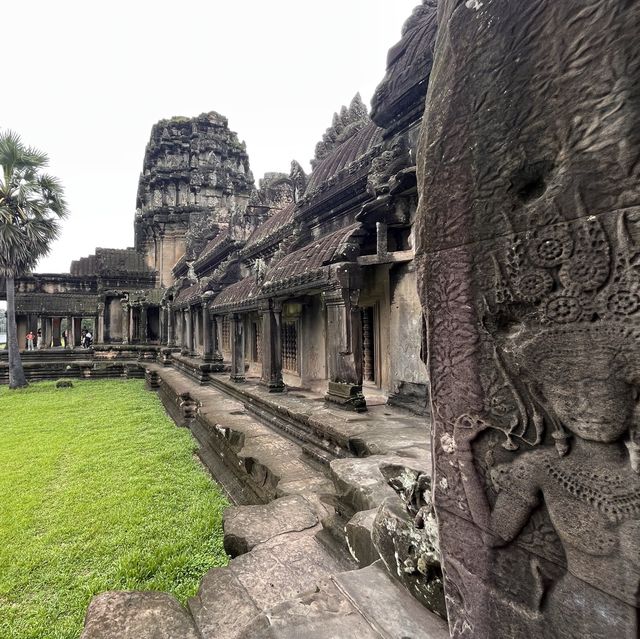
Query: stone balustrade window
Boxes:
[
  {"xmin": 281, "ymin": 320, "xmax": 299, "ymax": 373},
  {"xmin": 221, "ymin": 316, "xmax": 230, "ymax": 351}
]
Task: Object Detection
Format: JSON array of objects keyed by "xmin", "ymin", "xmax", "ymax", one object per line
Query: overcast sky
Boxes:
[{"xmin": 2, "ymin": 0, "xmax": 419, "ymax": 277}]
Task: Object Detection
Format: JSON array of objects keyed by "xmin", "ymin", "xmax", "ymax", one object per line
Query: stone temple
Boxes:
[{"xmin": 2, "ymin": 1, "xmax": 639, "ymax": 638}]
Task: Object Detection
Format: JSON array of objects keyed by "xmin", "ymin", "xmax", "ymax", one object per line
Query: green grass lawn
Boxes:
[{"xmin": 0, "ymin": 379, "xmax": 228, "ymax": 639}]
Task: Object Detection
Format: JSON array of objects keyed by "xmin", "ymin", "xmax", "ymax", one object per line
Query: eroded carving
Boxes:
[{"xmin": 418, "ymin": 5, "xmax": 640, "ymax": 630}]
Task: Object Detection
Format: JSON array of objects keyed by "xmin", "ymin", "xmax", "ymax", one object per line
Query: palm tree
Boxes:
[{"xmin": 0, "ymin": 131, "xmax": 68, "ymax": 388}]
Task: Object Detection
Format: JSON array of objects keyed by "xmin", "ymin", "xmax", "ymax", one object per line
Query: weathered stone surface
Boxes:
[
  {"xmin": 417, "ymin": 1, "xmax": 640, "ymax": 637},
  {"xmin": 224, "ymin": 495, "xmax": 319, "ymax": 557},
  {"xmin": 241, "ymin": 578, "xmax": 380, "ymax": 639},
  {"xmin": 189, "ymin": 566, "xmax": 261, "ymax": 639},
  {"xmin": 371, "ymin": 0, "xmax": 439, "ymax": 135},
  {"xmin": 345, "ymin": 509, "xmax": 379, "ymax": 568},
  {"xmin": 372, "ymin": 496, "xmax": 445, "ymax": 618},
  {"xmin": 229, "ymin": 531, "xmax": 346, "ymax": 612},
  {"xmin": 333, "ymin": 561, "xmax": 450, "ymax": 639},
  {"xmin": 366, "ymin": 463, "xmax": 446, "ymax": 617},
  {"xmin": 349, "ymin": 425, "xmax": 430, "ymax": 457},
  {"xmin": 81, "ymin": 591, "xmax": 199, "ymax": 639},
  {"xmin": 330, "ymin": 456, "xmax": 398, "ymax": 516}
]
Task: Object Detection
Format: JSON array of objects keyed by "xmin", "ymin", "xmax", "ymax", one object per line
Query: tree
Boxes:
[{"xmin": 0, "ymin": 131, "xmax": 68, "ymax": 388}]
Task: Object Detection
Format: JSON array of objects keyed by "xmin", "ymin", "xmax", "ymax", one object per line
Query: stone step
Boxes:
[
  {"xmin": 0, "ymin": 348, "xmax": 93, "ymax": 361},
  {"xmin": 244, "ymin": 400, "xmax": 347, "ymax": 465},
  {"xmin": 209, "ymin": 373, "xmax": 352, "ymax": 461},
  {"xmin": 0, "ymin": 360, "xmax": 145, "ymax": 384},
  {"xmin": 188, "ymin": 566, "xmax": 261, "ymax": 639},
  {"xmin": 239, "ymin": 578, "xmax": 383, "ymax": 639},
  {"xmin": 223, "ymin": 495, "xmax": 320, "ymax": 557},
  {"xmin": 171, "ymin": 352, "xmax": 223, "ymax": 385},
  {"xmin": 189, "ymin": 529, "xmax": 351, "ymax": 639},
  {"xmin": 329, "ymin": 455, "xmax": 404, "ymax": 520},
  {"xmin": 147, "ymin": 364, "xmax": 335, "ymax": 506},
  {"xmin": 81, "ymin": 591, "xmax": 200, "ymax": 639},
  {"xmin": 333, "ymin": 561, "xmax": 450, "ymax": 639}
]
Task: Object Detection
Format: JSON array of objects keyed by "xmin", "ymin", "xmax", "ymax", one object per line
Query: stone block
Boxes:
[
  {"xmin": 333, "ymin": 561, "xmax": 450, "ymax": 639},
  {"xmin": 223, "ymin": 495, "xmax": 318, "ymax": 557},
  {"xmin": 81, "ymin": 591, "xmax": 199, "ymax": 639},
  {"xmin": 345, "ymin": 509, "xmax": 379, "ymax": 567}
]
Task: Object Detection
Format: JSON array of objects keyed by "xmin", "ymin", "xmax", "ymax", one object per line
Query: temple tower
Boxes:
[{"xmin": 134, "ymin": 112, "xmax": 254, "ymax": 287}]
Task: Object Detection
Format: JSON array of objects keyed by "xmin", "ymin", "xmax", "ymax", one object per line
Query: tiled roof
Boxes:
[
  {"xmin": 172, "ymin": 253, "xmax": 188, "ymax": 276},
  {"xmin": 174, "ymin": 283, "xmax": 202, "ymax": 305},
  {"xmin": 261, "ymin": 223, "xmax": 362, "ymax": 295},
  {"xmin": 305, "ymin": 122, "xmax": 384, "ymax": 194},
  {"xmin": 211, "ymin": 276, "xmax": 260, "ymax": 312},
  {"xmin": 194, "ymin": 233, "xmax": 233, "ymax": 270},
  {"xmin": 244, "ymin": 203, "xmax": 296, "ymax": 253},
  {"xmin": 70, "ymin": 248, "xmax": 152, "ymax": 277},
  {"xmin": 200, "ymin": 233, "xmax": 228, "ymax": 257}
]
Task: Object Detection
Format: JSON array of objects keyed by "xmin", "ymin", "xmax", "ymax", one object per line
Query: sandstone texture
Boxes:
[
  {"xmin": 417, "ymin": 1, "xmax": 640, "ymax": 637},
  {"xmin": 81, "ymin": 591, "xmax": 200, "ymax": 639}
]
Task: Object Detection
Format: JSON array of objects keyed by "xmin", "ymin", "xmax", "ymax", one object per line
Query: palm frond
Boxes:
[{"xmin": 0, "ymin": 130, "xmax": 68, "ymax": 275}]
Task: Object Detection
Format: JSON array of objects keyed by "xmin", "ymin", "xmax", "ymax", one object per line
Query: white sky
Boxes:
[{"xmin": 2, "ymin": 0, "xmax": 418, "ymax": 277}]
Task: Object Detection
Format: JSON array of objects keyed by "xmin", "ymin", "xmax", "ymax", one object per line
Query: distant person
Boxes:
[
  {"xmin": 62, "ymin": 330, "xmax": 67, "ymax": 348},
  {"xmin": 81, "ymin": 329, "xmax": 87, "ymax": 348},
  {"xmin": 84, "ymin": 330, "xmax": 93, "ymax": 348},
  {"xmin": 36, "ymin": 329, "xmax": 43, "ymax": 349},
  {"xmin": 26, "ymin": 331, "xmax": 35, "ymax": 351}
]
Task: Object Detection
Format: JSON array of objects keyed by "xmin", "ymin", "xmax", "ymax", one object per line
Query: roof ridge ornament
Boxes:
[{"xmin": 311, "ymin": 94, "xmax": 370, "ymax": 168}]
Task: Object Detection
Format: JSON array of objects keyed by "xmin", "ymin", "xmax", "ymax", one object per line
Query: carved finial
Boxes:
[
  {"xmin": 348, "ymin": 93, "xmax": 368, "ymax": 123},
  {"xmin": 289, "ymin": 160, "xmax": 307, "ymax": 202},
  {"xmin": 311, "ymin": 96, "xmax": 370, "ymax": 167}
]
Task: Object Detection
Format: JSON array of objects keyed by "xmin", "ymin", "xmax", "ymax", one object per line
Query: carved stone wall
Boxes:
[
  {"xmin": 134, "ymin": 112, "xmax": 254, "ymax": 287},
  {"xmin": 417, "ymin": 2, "xmax": 640, "ymax": 638}
]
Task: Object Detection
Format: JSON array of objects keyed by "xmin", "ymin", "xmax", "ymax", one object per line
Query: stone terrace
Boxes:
[{"xmin": 80, "ymin": 354, "xmax": 447, "ymax": 638}]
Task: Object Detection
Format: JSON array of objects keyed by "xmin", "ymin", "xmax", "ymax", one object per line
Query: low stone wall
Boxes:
[{"xmin": 0, "ymin": 346, "xmax": 159, "ymax": 385}]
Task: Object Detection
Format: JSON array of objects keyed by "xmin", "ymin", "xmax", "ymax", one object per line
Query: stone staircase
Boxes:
[
  {"xmin": 84, "ymin": 496, "xmax": 448, "ymax": 639},
  {"xmin": 76, "ymin": 359, "xmax": 449, "ymax": 638}
]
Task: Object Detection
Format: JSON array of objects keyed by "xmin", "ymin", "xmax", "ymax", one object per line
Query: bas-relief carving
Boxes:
[
  {"xmin": 429, "ymin": 216, "xmax": 640, "ymax": 638},
  {"xmin": 417, "ymin": 2, "xmax": 640, "ymax": 636},
  {"xmin": 427, "ymin": 213, "xmax": 640, "ymax": 638}
]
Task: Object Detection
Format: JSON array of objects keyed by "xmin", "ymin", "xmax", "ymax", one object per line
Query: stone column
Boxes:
[
  {"xmin": 40, "ymin": 316, "xmax": 48, "ymax": 349},
  {"xmin": 230, "ymin": 313, "xmax": 245, "ymax": 383},
  {"xmin": 97, "ymin": 303, "xmax": 105, "ymax": 344},
  {"xmin": 167, "ymin": 307, "xmax": 174, "ymax": 346},
  {"xmin": 121, "ymin": 302, "xmax": 130, "ymax": 344},
  {"xmin": 324, "ymin": 264, "xmax": 365, "ymax": 411},
  {"xmin": 210, "ymin": 315, "xmax": 224, "ymax": 370},
  {"xmin": 64, "ymin": 316, "xmax": 72, "ymax": 348},
  {"xmin": 140, "ymin": 304, "xmax": 148, "ymax": 344},
  {"xmin": 260, "ymin": 299, "xmax": 285, "ymax": 392},
  {"xmin": 47, "ymin": 317, "xmax": 54, "ymax": 348},
  {"xmin": 130, "ymin": 306, "xmax": 136, "ymax": 343},
  {"xmin": 215, "ymin": 316, "xmax": 223, "ymax": 358},
  {"xmin": 376, "ymin": 221, "xmax": 388, "ymax": 256},
  {"xmin": 175, "ymin": 310, "xmax": 182, "ymax": 348},
  {"xmin": 202, "ymin": 298, "xmax": 213, "ymax": 362},
  {"xmin": 194, "ymin": 307, "xmax": 202, "ymax": 355},
  {"xmin": 159, "ymin": 306, "xmax": 166, "ymax": 345},
  {"xmin": 185, "ymin": 307, "xmax": 193, "ymax": 356}
]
